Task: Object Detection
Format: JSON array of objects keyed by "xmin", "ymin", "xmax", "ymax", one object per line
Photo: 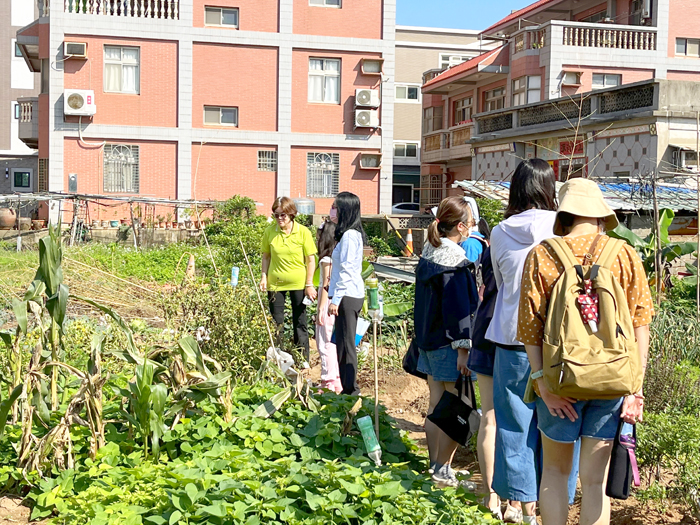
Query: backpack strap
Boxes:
[
  {"xmin": 595, "ymin": 237, "xmax": 625, "ymax": 271},
  {"xmin": 544, "ymin": 237, "xmax": 585, "ymax": 282}
]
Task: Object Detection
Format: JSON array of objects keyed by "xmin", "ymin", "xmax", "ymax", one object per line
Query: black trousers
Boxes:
[
  {"xmin": 268, "ymin": 290, "xmax": 309, "ymax": 361},
  {"xmin": 335, "ymin": 296, "xmax": 364, "ymax": 395}
]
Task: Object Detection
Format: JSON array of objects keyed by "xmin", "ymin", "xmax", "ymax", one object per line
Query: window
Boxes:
[
  {"xmin": 258, "ymin": 150, "xmax": 277, "ymax": 171},
  {"xmin": 14, "ymin": 104, "xmax": 20, "ymax": 120},
  {"xmin": 104, "ymin": 46, "xmax": 139, "ymax": 94},
  {"xmin": 512, "ymin": 76, "xmax": 541, "ymax": 106},
  {"xmin": 484, "ymin": 87, "xmax": 506, "ymax": 112},
  {"xmin": 580, "ymin": 10, "xmax": 607, "ymax": 23},
  {"xmin": 308, "ymin": 58, "xmax": 340, "ymax": 103},
  {"xmin": 204, "ymin": 7, "xmax": 239, "ymax": 27},
  {"xmin": 629, "ymin": 0, "xmax": 644, "ymax": 25},
  {"xmin": 40, "ymin": 58, "xmax": 49, "ymax": 94},
  {"xmin": 453, "ymin": 97, "xmax": 472, "ymax": 124},
  {"xmin": 592, "ymin": 73, "xmax": 621, "ymax": 89},
  {"xmin": 562, "ymin": 71, "xmax": 582, "ymax": 85},
  {"xmin": 11, "ymin": 169, "xmax": 32, "ymax": 191},
  {"xmin": 676, "ymin": 38, "xmax": 700, "ymax": 57},
  {"xmin": 310, "ymin": 0, "xmax": 340, "ymax": 6},
  {"xmin": 395, "ymin": 84, "xmax": 420, "ymax": 102},
  {"xmin": 307, "ymin": 153, "xmax": 339, "ymax": 197},
  {"xmin": 204, "ymin": 106, "xmax": 238, "ymax": 126},
  {"xmin": 394, "ymin": 143, "xmax": 418, "ymax": 158},
  {"xmin": 14, "ymin": 43, "xmax": 22, "ymax": 57},
  {"xmin": 439, "ymin": 54, "xmax": 471, "ymax": 69},
  {"xmin": 104, "ymin": 144, "xmax": 139, "ymax": 193},
  {"xmin": 423, "ymin": 106, "xmax": 443, "ymax": 133}
]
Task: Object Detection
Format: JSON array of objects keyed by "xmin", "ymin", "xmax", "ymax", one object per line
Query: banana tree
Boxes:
[{"xmin": 609, "ymin": 209, "xmax": 697, "ymax": 288}]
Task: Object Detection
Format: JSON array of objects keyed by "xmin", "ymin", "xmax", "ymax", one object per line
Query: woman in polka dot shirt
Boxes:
[{"xmin": 518, "ymin": 178, "xmax": 653, "ymax": 525}]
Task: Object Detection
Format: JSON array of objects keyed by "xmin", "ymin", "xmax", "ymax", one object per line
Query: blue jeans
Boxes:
[{"xmin": 493, "ymin": 347, "xmax": 580, "ymax": 504}]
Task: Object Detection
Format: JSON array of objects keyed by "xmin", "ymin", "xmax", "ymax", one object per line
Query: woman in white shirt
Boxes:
[{"xmin": 328, "ymin": 191, "xmax": 366, "ymax": 395}]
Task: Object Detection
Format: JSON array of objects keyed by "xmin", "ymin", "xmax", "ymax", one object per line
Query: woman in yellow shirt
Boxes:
[{"xmin": 260, "ymin": 197, "xmax": 317, "ymax": 361}]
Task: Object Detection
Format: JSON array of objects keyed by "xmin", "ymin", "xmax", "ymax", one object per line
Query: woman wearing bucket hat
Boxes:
[{"xmin": 518, "ymin": 178, "xmax": 653, "ymax": 525}]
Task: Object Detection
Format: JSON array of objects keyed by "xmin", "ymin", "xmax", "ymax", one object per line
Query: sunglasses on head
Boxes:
[{"xmin": 274, "ymin": 213, "xmax": 287, "ymax": 219}]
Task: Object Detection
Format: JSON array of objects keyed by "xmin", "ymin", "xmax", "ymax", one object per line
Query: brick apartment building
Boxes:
[
  {"xmin": 14, "ymin": 0, "xmax": 396, "ymax": 221},
  {"xmin": 1, "ymin": 0, "xmax": 40, "ymax": 195},
  {"xmin": 420, "ymin": 0, "xmax": 700, "ymax": 206}
]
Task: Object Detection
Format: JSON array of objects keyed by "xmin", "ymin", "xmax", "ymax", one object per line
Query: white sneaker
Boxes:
[
  {"xmin": 523, "ymin": 516, "xmax": 537, "ymax": 525},
  {"xmin": 503, "ymin": 504, "xmax": 523, "ymax": 523}
]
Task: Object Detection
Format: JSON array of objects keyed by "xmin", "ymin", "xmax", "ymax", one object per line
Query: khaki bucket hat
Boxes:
[{"xmin": 553, "ymin": 178, "xmax": 619, "ymax": 236}]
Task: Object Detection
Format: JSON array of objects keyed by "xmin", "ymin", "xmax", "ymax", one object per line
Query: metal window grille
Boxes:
[
  {"xmin": 306, "ymin": 153, "xmax": 339, "ymax": 197},
  {"xmin": 104, "ymin": 144, "xmax": 139, "ymax": 193},
  {"xmin": 258, "ymin": 150, "xmax": 277, "ymax": 171},
  {"xmin": 38, "ymin": 159, "xmax": 48, "ymax": 192}
]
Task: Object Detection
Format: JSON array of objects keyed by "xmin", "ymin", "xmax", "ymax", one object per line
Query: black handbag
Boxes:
[
  {"xmin": 426, "ymin": 374, "xmax": 481, "ymax": 446},
  {"xmin": 606, "ymin": 420, "xmax": 640, "ymax": 500},
  {"xmin": 402, "ymin": 339, "xmax": 427, "ymax": 380}
]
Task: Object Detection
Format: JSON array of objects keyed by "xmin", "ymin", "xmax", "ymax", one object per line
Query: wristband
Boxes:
[
  {"xmin": 305, "ymin": 283, "xmax": 314, "ymax": 287},
  {"xmin": 530, "ymin": 369, "xmax": 544, "ymax": 380}
]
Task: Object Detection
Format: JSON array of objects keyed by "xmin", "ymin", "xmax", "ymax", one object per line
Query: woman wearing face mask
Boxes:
[
  {"xmin": 414, "ymin": 196, "xmax": 479, "ymax": 488},
  {"xmin": 327, "ymin": 192, "xmax": 366, "ymax": 395},
  {"xmin": 260, "ymin": 197, "xmax": 317, "ymax": 361}
]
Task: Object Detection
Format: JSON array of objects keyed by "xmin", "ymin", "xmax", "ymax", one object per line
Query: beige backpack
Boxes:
[{"xmin": 541, "ymin": 237, "xmax": 643, "ymax": 400}]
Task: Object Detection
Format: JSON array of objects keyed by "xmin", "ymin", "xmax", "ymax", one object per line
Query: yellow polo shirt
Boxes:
[{"xmin": 262, "ymin": 222, "xmax": 317, "ymax": 291}]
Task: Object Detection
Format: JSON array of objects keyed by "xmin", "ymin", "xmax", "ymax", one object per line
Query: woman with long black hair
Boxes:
[{"xmin": 327, "ymin": 191, "xmax": 366, "ymax": 395}]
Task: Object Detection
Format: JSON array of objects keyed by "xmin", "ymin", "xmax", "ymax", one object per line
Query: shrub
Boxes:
[
  {"xmin": 475, "ymin": 198, "xmax": 504, "ymax": 229},
  {"xmin": 163, "ymin": 282, "xmax": 271, "ymax": 383},
  {"xmin": 637, "ymin": 412, "xmax": 700, "ymax": 517}
]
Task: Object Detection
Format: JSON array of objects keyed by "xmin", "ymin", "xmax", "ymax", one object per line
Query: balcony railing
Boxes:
[
  {"xmin": 422, "ymin": 124, "xmax": 474, "ymax": 164},
  {"xmin": 560, "ymin": 21, "xmax": 656, "ymax": 50},
  {"xmin": 64, "ymin": 0, "xmax": 180, "ymax": 19},
  {"xmin": 18, "ymin": 97, "xmax": 38, "ymax": 149},
  {"xmin": 513, "ymin": 28, "xmax": 547, "ymax": 53},
  {"xmin": 473, "ymin": 81, "xmax": 657, "ymax": 136}
]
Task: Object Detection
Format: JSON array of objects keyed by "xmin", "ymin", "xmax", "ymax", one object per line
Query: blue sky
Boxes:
[{"xmin": 397, "ymin": 0, "xmax": 526, "ymax": 31}]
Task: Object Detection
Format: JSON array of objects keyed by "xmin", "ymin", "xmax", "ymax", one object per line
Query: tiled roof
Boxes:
[
  {"xmin": 423, "ymin": 47, "xmax": 504, "ymax": 90},
  {"xmin": 482, "ymin": 0, "xmax": 560, "ymax": 34}
]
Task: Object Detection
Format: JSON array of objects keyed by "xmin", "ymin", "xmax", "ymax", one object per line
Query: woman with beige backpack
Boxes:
[{"xmin": 518, "ymin": 178, "xmax": 653, "ymax": 525}]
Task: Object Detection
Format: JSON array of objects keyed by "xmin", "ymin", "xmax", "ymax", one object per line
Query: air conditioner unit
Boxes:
[
  {"xmin": 64, "ymin": 89, "xmax": 96, "ymax": 117},
  {"xmin": 64, "ymin": 42, "xmax": 87, "ymax": 59},
  {"xmin": 355, "ymin": 109, "xmax": 379, "ymax": 128},
  {"xmin": 359, "ymin": 153, "xmax": 382, "ymax": 169},
  {"xmin": 355, "ymin": 89, "xmax": 380, "ymax": 108}
]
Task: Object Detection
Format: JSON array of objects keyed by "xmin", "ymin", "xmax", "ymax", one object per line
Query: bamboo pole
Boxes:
[
  {"xmin": 652, "ymin": 174, "xmax": 662, "ymax": 307},
  {"xmin": 696, "ymin": 112, "xmax": 700, "ymax": 321},
  {"xmin": 240, "ymin": 240, "xmax": 276, "ymax": 352},
  {"xmin": 372, "ymin": 319, "xmax": 379, "ymax": 437}
]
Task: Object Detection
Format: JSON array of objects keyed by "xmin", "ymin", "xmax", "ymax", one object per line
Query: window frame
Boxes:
[
  {"xmin": 306, "ymin": 152, "xmax": 340, "ymax": 198},
  {"xmin": 257, "ymin": 150, "xmax": 278, "ymax": 172},
  {"xmin": 308, "ymin": 57, "xmax": 341, "ymax": 104},
  {"xmin": 395, "ymin": 83, "xmax": 421, "ymax": 103},
  {"xmin": 103, "ymin": 45, "xmax": 140, "ymax": 94},
  {"xmin": 592, "ymin": 73, "xmax": 622, "ymax": 90},
  {"xmin": 14, "ymin": 103, "xmax": 20, "ymax": 120},
  {"xmin": 453, "ymin": 96, "xmax": 472, "ymax": 125},
  {"xmin": 204, "ymin": 6, "xmax": 239, "ymax": 27},
  {"xmin": 393, "ymin": 142, "xmax": 419, "ymax": 159},
  {"xmin": 484, "ymin": 87, "xmax": 506, "ymax": 112},
  {"xmin": 103, "ymin": 144, "xmax": 139, "ymax": 194},
  {"xmin": 11, "ymin": 168, "xmax": 33, "ymax": 192},
  {"xmin": 309, "ymin": 0, "xmax": 341, "ymax": 7},
  {"xmin": 439, "ymin": 53, "xmax": 472, "ymax": 70},
  {"xmin": 203, "ymin": 105, "xmax": 239, "ymax": 127},
  {"xmin": 676, "ymin": 38, "xmax": 700, "ymax": 57},
  {"xmin": 14, "ymin": 42, "xmax": 23, "ymax": 58},
  {"xmin": 513, "ymin": 76, "xmax": 541, "ymax": 106},
  {"xmin": 423, "ymin": 106, "xmax": 444, "ymax": 133}
]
